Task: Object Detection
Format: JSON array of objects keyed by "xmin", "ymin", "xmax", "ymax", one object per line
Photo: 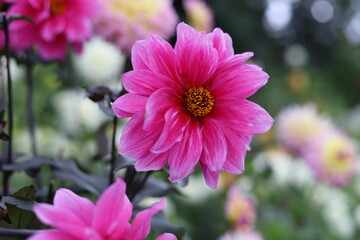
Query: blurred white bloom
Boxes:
[
  {"xmin": 253, "ymin": 150, "xmax": 314, "ymax": 188},
  {"xmin": 354, "ymin": 205, "xmax": 360, "ymax": 227},
  {"xmin": 311, "ymin": 0, "xmax": 334, "ymax": 23},
  {"xmin": 283, "ymin": 44, "xmax": 308, "ymax": 68},
  {"xmin": 312, "ymin": 184, "xmax": 348, "ymax": 206},
  {"xmin": 1, "ymin": 56, "xmax": 24, "ymax": 82},
  {"xmin": 322, "ymin": 194, "xmax": 355, "ymax": 238},
  {"xmin": 179, "ymin": 175, "xmax": 215, "ymax": 201},
  {"xmin": 219, "ymin": 230, "xmax": 263, "ymax": 240},
  {"xmin": 343, "ymin": 104, "xmax": 360, "ymax": 138},
  {"xmin": 264, "ymin": 0, "xmax": 292, "ymax": 32},
  {"xmin": 53, "ymin": 89, "xmax": 108, "ymax": 136},
  {"xmin": 74, "ymin": 37, "xmax": 125, "ymax": 85}
]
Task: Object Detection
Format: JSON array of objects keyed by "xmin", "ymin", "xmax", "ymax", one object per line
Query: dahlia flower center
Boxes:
[
  {"xmin": 109, "ymin": 0, "xmax": 159, "ymax": 19},
  {"xmin": 324, "ymin": 138, "xmax": 353, "ymax": 172},
  {"xmin": 185, "ymin": 87, "xmax": 215, "ymax": 118},
  {"xmin": 50, "ymin": 0, "xmax": 67, "ymax": 15}
]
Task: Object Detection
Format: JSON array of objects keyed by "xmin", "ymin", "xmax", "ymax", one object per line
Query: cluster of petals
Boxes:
[
  {"xmin": 219, "ymin": 230, "xmax": 264, "ymax": 240},
  {"xmin": 29, "ymin": 178, "xmax": 176, "ymax": 240},
  {"xmin": 93, "ymin": 0, "xmax": 178, "ymax": 53},
  {"xmin": 112, "ymin": 22, "xmax": 274, "ymax": 188},
  {"xmin": 183, "ymin": 0, "xmax": 214, "ymax": 32},
  {"xmin": 302, "ymin": 129, "xmax": 357, "ymax": 186},
  {"xmin": 6, "ymin": 0, "xmax": 98, "ymax": 60},
  {"xmin": 225, "ymin": 186, "xmax": 256, "ymax": 231},
  {"xmin": 276, "ymin": 103, "xmax": 333, "ymax": 154}
]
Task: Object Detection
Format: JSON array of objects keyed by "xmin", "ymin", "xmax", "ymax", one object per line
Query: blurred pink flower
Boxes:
[
  {"xmin": 28, "ymin": 178, "xmax": 176, "ymax": 240},
  {"xmin": 94, "ymin": 0, "xmax": 178, "ymax": 53},
  {"xmin": 302, "ymin": 129, "xmax": 357, "ymax": 187},
  {"xmin": 225, "ymin": 186, "xmax": 256, "ymax": 232},
  {"xmin": 183, "ymin": 0, "xmax": 214, "ymax": 32},
  {"xmin": 112, "ymin": 22, "xmax": 273, "ymax": 188},
  {"xmin": 276, "ymin": 103, "xmax": 333, "ymax": 154},
  {"xmin": 220, "ymin": 230, "xmax": 264, "ymax": 240},
  {"xmin": 7, "ymin": 0, "xmax": 98, "ymax": 60}
]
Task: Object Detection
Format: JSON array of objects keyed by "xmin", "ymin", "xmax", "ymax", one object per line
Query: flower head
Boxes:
[
  {"xmin": 220, "ymin": 230, "xmax": 264, "ymax": 240},
  {"xmin": 112, "ymin": 22, "xmax": 273, "ymax": 188},
  {"xmin": 276, "ymin": 103, "xmax": 333, "ymax": 154},
  {"xmin": 74, "ymin": 37, "xmax": 126, "ymax": 84},
  {"xmin": 7, "ymin": 0, "xmax": 98, "ymax": 60},
  {"xmin": 94, "ymin": 0, "xmax": 178, "ymax": 53},
  {"xmin": 184, "ymin": 0, "xmax": 214, "ymax": 32},
  {"xmin": 225, "ymin": 186, "xmax": 256, "ymax": 231},
  {"xmin": 29, "ymin": 178, "xmax": 176, "ymax": 240},
  {"xmin": 302, "ymin": 129, "xmax": 357, "ymax": 186}
]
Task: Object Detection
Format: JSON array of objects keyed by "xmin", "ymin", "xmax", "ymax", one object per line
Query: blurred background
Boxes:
[{"xmin": 2, "ymin": 0, "xmax": 360, "ymax": 239}]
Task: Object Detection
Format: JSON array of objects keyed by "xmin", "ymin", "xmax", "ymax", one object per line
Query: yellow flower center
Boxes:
[
  {"xmin": 185, "ymin": 87, "xmax": 215, "ymax": 118},
  {"xmin": 50, "ymin": 0, "xmax": 67, "ymax": 15},
  {"xmin": 323, "ymin": 138, "xmax": 353, "ymax": 173},
  {"xmin": 108, "ymin": 0, "xmax": 160, "ymax": 20}
]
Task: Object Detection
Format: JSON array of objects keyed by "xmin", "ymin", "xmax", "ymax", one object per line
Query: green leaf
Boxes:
[{"xmin": 8, "ymin": 15, "xmax": 34, "ymax": 24}]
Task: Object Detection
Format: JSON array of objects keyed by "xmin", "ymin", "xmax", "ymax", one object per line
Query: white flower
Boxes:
[
  {"xmin": 1, "ymin": 56, "xmax": 24, "ymax": 82},
  {"xmin": 53, "ymin": 89, "xmax": 108, "ymax": 136},
  {"xmin": 74, "ymin": 37, "xmax": 125, "ymax": 85},
  {"xmin": 219, "ymin": 230, "xmax": 263, "ymax": 240}
]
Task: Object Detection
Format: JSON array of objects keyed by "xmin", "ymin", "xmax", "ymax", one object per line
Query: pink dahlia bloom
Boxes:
[
  {"xmin": 93, "ymin": 0, "xmax": 178, "ymax": 53},
  {"xmin": 7, "ymin": 0, "xmax": 98, "ymax": 60},
  {"xmin": 183, "ymin": 0, "xmax": 214, "ymax": 32},
  {"xmin": 112, "ymin": 23, "xmax": 273, "ymax": 188},
  {"xmin": 276, "ymin": 103, "xmax": 333, "ymax": 154},
  {"xmin": 225, "ymin": 186, "xmax": 256, "ymax": 232},
  {"xmin": 302, "ymin": 129, "xmax": 357, "ymax": 187},
  {"xmin": 28, "ymin": 178, "xmax": 176, "ymax": 240}
]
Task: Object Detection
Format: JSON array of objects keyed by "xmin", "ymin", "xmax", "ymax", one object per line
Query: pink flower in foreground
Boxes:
[
  {"xmin": 112, "ymin": 23, "xmax": 274, "ymax": 188},
  {"xmin": 225, "ymin": 186, "xmax": 256, "ymax": 232},
  {"xmin": 183, "ymin": 0, "xmax": 214, "ymax": 32},
  {"xmin": 7, "ymin": 0, "xmax": 98, "ymax": 60},
  {"xmin": 28, "ymin": 178, "xmax": 176, "ymax": 240},
  {"xmin": 302, "ymin": 129, "xmax": 357, "ymax": 187},
  {"xmin": 94, "ymin": 0, "xmax": 178, "ymax": 53}
]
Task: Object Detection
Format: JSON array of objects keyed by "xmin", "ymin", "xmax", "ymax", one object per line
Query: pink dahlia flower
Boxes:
[
  {"xmin": 7, "ymin": 0, "xmax": 98, "ymax": 60},
  {"xmin": 183, "ymin": 0, "xmax": 214, "ymax": 32},
  {"xmin": 225, "ymin": 186, "xmax": 256, "ymax": 232},
  {"xmin": 276, "ymin": 103, "xmax": 333, "ymax": 154},
  {"xmin": 93, "ymin": 0, "xmax": 178, "ymax": 53},
  {"xmin": 28, "ymin": 178, "xmax": 176, "ymax": 240},
  {"xmin": 112, "ymin": 23, "xmax": 274, "ymax": 188},
  {"xmin": 302, "ymin": 129, "xmax": 357, "ymax": 187}
]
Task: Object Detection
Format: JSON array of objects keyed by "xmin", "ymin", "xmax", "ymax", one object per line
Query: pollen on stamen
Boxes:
[
  {"xmin": 50, "ymin": 0, "xmax": 67, "ymax": 15},
  {"xmin": 184, "ymin": 86, "xmax": 215, "ymax": 118}
]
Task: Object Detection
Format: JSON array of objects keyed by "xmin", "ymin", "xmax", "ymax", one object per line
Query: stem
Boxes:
[
  {"xmin": 109, "ymin": 117, "xmax": 118, "ymax": 185},
  {"xmin": 0, "ymin": 227, "xmax": 40, "ymax": 236},
  {"xmin": 128, "ymin": 171, "xmax": 152, "ymax": 202},
  {"xmin": 2, "ymin": 12, "xmax": 13, "ymax": 196},
  {"xmin": 25, "ymin": 50, "xmax": 37, "ymax": 156}
]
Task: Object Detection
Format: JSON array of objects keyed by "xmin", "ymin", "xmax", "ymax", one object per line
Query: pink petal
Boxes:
[
  {"xmin": 214, "ymin": 99, "xmax": 274, "ymax": 135},
  {"xmin": 33, "ymin": 204, "xmax": 90, "ymax": 239},
  {"xmin": 131, "ymin": 40, "xmax": 150, "ymax": 70},
  {"xmin": 151, "ymin": 107, "xmax": 190, "ymax": 153},
  {"xmin": 200, "ymin": 118, "xmax": 227, "ymax": 172},
  {"xmin": 207, "ymin": 28, "xmax": 234, "ymax": 60},
  {"xmin": 156, "ymin": 233, "xmax": 177, "ymax": 240},
  {"xmin": 92, "ymin": 178, "xmax": 132, "ymax": 239},
  {"xmin": 53, "ymin": 188, "xmax": 95, "ymax": 226},
  {"xmin": 144, "ymin": 88, "xmax": 181, "ymax": 132},
  {"xmin": 112, "ymin": 93, "xmax": 147, "ymax": 119},
  {"xmin": 122, "ymin": 70, "xmax": 179, "ymax": 97},
  {"xmin": 176, "ymin": 32, "xmax": 218, "ymax": 87},
  {"xmin": 124, "ymin": 197, "xmax": 166, "ymax": 240},
  {"xmin": 119, "ymin": 112, "xmax": 160, "ymax": 159},
  {"xmin": 174, "ymin": 22, "xmax": 201, "ymax": 55},
  {"xmin": 135, "ymin": 152, "xmax": 169, "ymax": 171},
  {"xmin": 200, "ymin": 163, "xmax": 220, "ymax": 188},
  {"xmin": 222, "ymin": 133, "xmax": 248, "ymax": 174},
  {"xmin": 40, "ymin": 17, "xmax": 65, "ymax": 41},
  {"xmin": 65, "ymin": 18, "xmax": 92, "ymax": 42},
  {"xmin": 210, "ymin": 62, "xmax": 269, "ymax": 99},
  {"xmin": 145, "ymin": 34, "xmax": 179, "ymax": 82},
  {"xmin": 37, "ymin": 35, "xmax": 67, "ymax": 60},
  {"xmin": 168, "ymin": 119, "xmax": 202, "ymax": 182},
  {"xmin": 28, "ymin": 230, "xmax": 77, "ymax": 240}
]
